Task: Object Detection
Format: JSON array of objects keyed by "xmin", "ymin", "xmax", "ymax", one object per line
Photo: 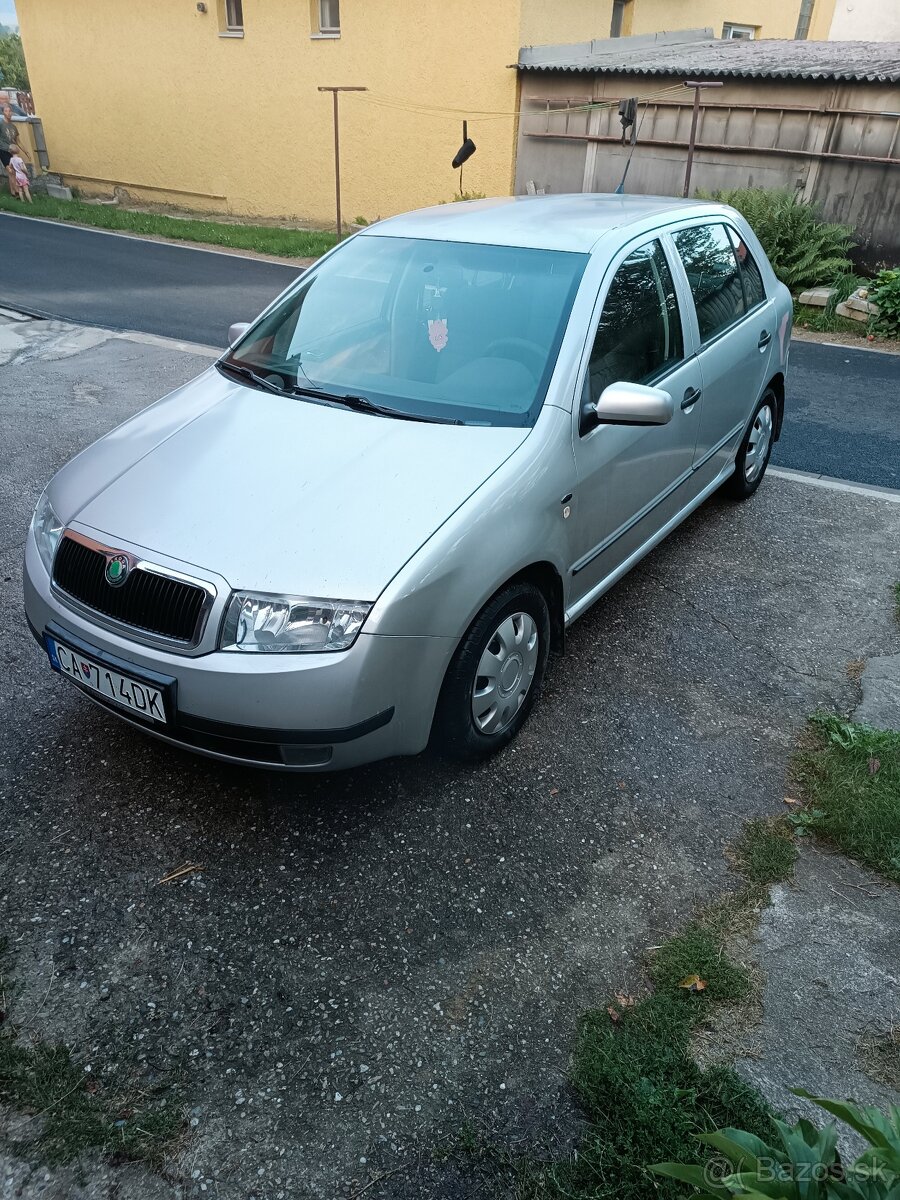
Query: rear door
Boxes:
[{"xmin": 672, "ymin": 222, "xmax": 775, "ymax": 479}]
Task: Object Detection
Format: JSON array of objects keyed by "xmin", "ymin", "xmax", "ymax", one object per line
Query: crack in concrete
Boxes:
[{"xmin": 645, "ymin": 571, "xmax": 835, "ymax": 685}]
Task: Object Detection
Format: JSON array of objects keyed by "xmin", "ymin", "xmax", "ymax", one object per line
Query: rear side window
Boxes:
[
  {"xmin": 726, "ymin": 226, "xmax": 766, "ymax": 309},
  {"xmin": 674, "ymin": 223, "xmax": 746, "ymax": 343},
  {"xmin": 586, "ymin": 239, "xmax": 683, "ymax": 411}
]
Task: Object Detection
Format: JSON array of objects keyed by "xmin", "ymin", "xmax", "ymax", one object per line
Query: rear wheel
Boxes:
[
  {"xmin": 725, "ymin": 390, "xmax": 776, "ymax": 501},
  {"xmin": 432, "ymin": 582, "xmax": 550, "ymax": 761}
]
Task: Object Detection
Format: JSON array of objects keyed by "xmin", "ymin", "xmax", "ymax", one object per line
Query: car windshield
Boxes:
[{"xmin": 223, "ymin": 234, "xmax": 588, "ymax": 427}]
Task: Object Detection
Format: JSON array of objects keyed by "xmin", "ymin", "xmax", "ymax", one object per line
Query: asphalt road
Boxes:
[
  {"xmin": 0, "ymin": 211, "xmax": 300, "ymax": 347},
  {"xmin": 773, "ymin": 339, "xmax": 900, "ymax": 490},
  {"xmin": 3, "ymin": 316, "xmax": 900, "ymax": 1198},
  {"xmin": 2, "ymin": 211, "xmax": 898, "ymax": 487}
]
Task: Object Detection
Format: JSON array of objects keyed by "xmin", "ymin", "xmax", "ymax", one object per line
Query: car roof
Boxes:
[{"xmin": 363, "ymin": 193, "xmax": 715, "ymax": 254}]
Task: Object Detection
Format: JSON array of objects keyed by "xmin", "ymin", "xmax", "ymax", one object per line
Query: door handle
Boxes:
[
  {"xmin": 681, "ymin": 386, "xmax": 701, "ymax": 411},
  {"xmin": 758, "ymin": 330, "xmax": 772, "ymax": 349}
]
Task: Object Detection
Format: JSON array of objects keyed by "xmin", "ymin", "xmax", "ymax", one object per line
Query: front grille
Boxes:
[{"xmin": 53, "ymin": 535, "xmax": 208, "ymax": 644}]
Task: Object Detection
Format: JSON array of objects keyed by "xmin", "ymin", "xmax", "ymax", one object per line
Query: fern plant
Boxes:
[{"xmin": 696, "ymin": 188, "xmax": 856, "ymax": 291}]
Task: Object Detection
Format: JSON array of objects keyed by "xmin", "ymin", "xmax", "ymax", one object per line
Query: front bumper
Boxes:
[{"xmin": 24, "ymin": 534, "xmax": 457, "ymax": 771}]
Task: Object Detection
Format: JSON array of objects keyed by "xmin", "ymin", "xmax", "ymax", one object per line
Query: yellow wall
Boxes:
[
  {"xmin": 520, "ymin": 0, "xmax": 837, "ymax": 43},
  {"xmin": 630, "ymin": 0, "xmax": 817, "ymax": 38},
  {"xmin": 16, "ymin": 0, "xmax": 522, "ymax": 225},
  {"xmin": 520, "ymin": 0, "xmax": 616, "ymax": 45}
]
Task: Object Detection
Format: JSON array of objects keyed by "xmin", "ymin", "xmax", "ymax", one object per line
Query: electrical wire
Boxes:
[{"xmin": 352, "ymin": 81, "xmax": 685, "ymax": 123}]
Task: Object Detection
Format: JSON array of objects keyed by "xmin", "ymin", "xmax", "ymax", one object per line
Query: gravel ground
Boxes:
[{"xmin": 2, "ymin": 318, "xmax": 900, "ymax": 1199}]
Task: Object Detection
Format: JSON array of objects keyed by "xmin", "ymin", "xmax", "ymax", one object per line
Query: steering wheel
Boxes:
[{"xmin": 484, "ymin": 337, "xmax": 545, "ymax": 379}]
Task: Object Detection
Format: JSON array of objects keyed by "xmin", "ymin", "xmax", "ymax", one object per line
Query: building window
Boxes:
[
  {"xmin": 318, "ymin": 0, "xmax": 340, "ymax": 34},
  {"xmin": 722, "ymin": 22, "xmax": 756, "ymax": 38},
  {"xmin": 219, "ymin": 0, "xmax": 243, "ymax": 33}
]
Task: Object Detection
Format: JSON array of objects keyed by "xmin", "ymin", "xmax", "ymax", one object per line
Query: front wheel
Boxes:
[
  {"xmin": 431, "ymin": 582, "xmax": 550, "ymax": 761},
  {"xmin": 725, "ymin": 390, "xmax": 776, "ymax": 501}
]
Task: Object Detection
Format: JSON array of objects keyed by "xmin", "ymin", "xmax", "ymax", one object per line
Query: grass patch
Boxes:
[
  {"xmin": 794, "ymin": 303, "xmax": 870, "ymax": 337},
  {"xmin": 727, "ymin": 816, "xmax": 798, "ymax": 887},
  {"xmin": 0, "ymin": 191, "xmax": 337, "ymax": 259},
  {"xmin": 548, "ymin": 992, "xmax": 776, "ymax": 1199},
  {"xmin": 0, "ymin": 941, "xmax": 183, "ymax": 1169},
  {"xmin": 794, "ymin": 714, "xmax": 900, "ymax": 884},
  {"xmin": 438, "ymin": 820, "xmax": 796, "ymax": 1199},
  {"xmin": 648, "ymin": 919, "xmax": 752, "ymax": 1005},
  {"xmin": 0, "ymin": 1036, "xmax": 182, "ymax": 1167}
]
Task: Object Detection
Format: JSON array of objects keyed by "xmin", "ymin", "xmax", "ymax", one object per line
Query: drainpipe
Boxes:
[{"xmin": 795, "ymin": 0, "xmax": 816, "ymax": 39}]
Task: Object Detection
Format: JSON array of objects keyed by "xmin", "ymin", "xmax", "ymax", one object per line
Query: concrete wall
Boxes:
[
  {"xmin": 515, "ymin": 71, "xmax": 900, "ymax": 268},
  {"xmin": 828, "ymin": 0, "xmax": 900, "ymax": 39},
  {"xmin": 16, "ymin": 0, "xmax": 523, "ymax": 225}
]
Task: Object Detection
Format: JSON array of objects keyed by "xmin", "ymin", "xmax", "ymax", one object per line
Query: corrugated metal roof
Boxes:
[{"xmin": 516, "ymin": 36, "xmax": 900, "ymax": 83}]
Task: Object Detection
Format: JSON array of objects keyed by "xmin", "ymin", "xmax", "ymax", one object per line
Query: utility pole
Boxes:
[
  {"xmin": 318, "ymin": 85, "xmax": 367, "ymax": 239},
  {"xmin": 682, "ymin": 80, "xmax": 723, "ymax": 198}
]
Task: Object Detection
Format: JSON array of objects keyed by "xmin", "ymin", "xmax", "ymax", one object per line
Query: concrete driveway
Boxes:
[{"xmin": 2, "ymin": 317, "xmax": 899, "ymax": 1199}]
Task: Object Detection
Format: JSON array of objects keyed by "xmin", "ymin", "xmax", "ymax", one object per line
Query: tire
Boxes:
[
  {"xmin": 725, "ymin": 389, "xmax": 777, "ymax": 501},
  {"xmin": 432, "ymin": 581, "xmax": 551, "ymax": 761}
]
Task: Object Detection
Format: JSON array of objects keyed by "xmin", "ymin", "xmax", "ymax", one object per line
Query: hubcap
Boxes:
[
  {"xmin": 744, "ymin": 403, "xmax": 774, "ymax": 482},
  {"xmin": 471, "ymin": 612, "xmax": 539, "ymax": 736}
]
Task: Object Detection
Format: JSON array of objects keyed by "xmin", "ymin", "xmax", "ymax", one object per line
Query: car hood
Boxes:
[{"xmin": 63, "ymin": 370, "xmax": 529, "ymax": 598}]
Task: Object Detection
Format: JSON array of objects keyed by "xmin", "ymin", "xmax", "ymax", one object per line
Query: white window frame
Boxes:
[
  {"xmin": 220, "ymin": 0, "xmax": 243, "ymax": 36},
  {"xmin": 722, "ymin": 22, "xmax": 756, "ymax": 38},
  {"xmin": 318, "ymin": 0, "xmax": 340, "ymax": 34}
]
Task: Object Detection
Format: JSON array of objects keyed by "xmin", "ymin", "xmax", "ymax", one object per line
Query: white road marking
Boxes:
[
  {"xmin": 769, "ymin": 467, "xmax": 900, "ymax": 503},
  {"xmin": 113, "ymin": 330, "xmax": 220, "ymax": 358}
]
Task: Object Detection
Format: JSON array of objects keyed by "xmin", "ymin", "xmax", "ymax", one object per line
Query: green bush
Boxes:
[
  {"xmin": 696, "ymin": 188, "xmax": 855, "ymax": 291},
  {"xmin": 870, "ymin": 268, "xmax": 900, "ymax": 338},
  {"xmin": 652, "ymin": 1092, "xmax": 900, "ymax": 1198}
]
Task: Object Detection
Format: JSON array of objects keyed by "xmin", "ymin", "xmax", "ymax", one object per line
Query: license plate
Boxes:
[{"xmin": 46, "ymin": 636, "xmax": 168, "ymax": 724}]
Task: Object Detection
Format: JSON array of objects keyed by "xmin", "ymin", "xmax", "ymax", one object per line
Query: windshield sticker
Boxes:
[{"xmin": 428, "ymin": 319, "xmax": 449, "ymax": 352}]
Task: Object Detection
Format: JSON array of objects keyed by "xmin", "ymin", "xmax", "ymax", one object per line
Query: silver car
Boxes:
[{"xmin": 24, "ymin": 195, "xmax": 792, "ymax": 770}]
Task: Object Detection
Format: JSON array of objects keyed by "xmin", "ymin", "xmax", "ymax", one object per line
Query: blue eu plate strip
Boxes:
[{"xmin": 45, "ymin": 635, "xmax": 61, "ymax": 671}]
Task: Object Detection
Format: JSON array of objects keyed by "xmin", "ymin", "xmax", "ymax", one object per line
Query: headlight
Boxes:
[
  {"xmin": 220, "ymin": 592, "xmax": 372, "ymax": 653},
  {"xmin": 31, "ymin": 492, "xmax": 64, "ymax": 574}
]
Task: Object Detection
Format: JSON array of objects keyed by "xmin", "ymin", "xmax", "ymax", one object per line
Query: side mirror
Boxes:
[
  {"xmin": 228, "ymin": 321, "xmax": 251, "ymax": 346},
  {"xmin": 593, "ymin": 381, "xmax": 674, "ymax": 426}
]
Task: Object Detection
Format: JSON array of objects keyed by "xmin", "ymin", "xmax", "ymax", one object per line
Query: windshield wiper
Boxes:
[
  {"xmin": 293, "ymin": 388, "xmax": 463, "ymax": 425},
  {"xmin": 217, "ymin": 360, "xmax": 288, "ymax": 396},
  {"xmin": 219, "ymin": 360, "xmax": 462, "ymax": 425}
]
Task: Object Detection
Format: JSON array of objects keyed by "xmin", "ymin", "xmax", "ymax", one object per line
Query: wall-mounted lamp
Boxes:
[{"xmin": 196, "ymin": 2, "xmax": 207, "ymax": 12}]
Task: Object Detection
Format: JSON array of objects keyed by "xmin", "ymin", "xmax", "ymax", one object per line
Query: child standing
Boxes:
[{"xmin": 10, "ymin": 151, "xmax": 31, "ymax": 202}]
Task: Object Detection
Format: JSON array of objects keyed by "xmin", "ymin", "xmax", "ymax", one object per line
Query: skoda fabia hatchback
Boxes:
[{"xmin": 25, "ymin": 194, "xmax": 791, "ymax": 770}]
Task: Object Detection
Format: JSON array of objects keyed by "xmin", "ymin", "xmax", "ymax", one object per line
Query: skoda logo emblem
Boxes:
[{"xmin": 105, "ymin": 554, "xmax": 130, "ymax": 587}]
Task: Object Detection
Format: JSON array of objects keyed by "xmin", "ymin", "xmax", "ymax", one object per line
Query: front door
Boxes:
[{"xmin": 569, "ymin": 236, "xmax": 703, "ymax": 613}]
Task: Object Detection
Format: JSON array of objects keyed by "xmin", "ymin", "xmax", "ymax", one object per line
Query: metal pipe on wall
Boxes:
[{"xmin": 795, "ymin": 0, "xmax": 817, "ymax": 40}]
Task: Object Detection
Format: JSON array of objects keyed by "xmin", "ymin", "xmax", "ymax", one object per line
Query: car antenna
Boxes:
[{"xmin": 614, "ymin": 96, "xmax": 639, "ymax": 194}]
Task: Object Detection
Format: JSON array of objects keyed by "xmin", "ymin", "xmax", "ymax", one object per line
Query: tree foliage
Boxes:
[{"xmin": 0, "ymin": 33, "xmax": 29, "ymax": 92}]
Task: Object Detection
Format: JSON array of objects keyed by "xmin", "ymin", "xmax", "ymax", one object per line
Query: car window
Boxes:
[
  {"xmin": 585, "ymin": 239, "xmax": 683, "ymax": 412},
  {"xmin": 726, "ymin": 226, "xmax": 766, "ymax": 310},
  {"xmin": 284, "ymin": 237, "xmax": 396, "ymax": 349},
  {"xmin": 674, "ymin": 223, "xmax": 746, "ymax": 343},
  {"xmin": 226, "ymin": 235, "xmax": 588, "ymax": 428}
]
